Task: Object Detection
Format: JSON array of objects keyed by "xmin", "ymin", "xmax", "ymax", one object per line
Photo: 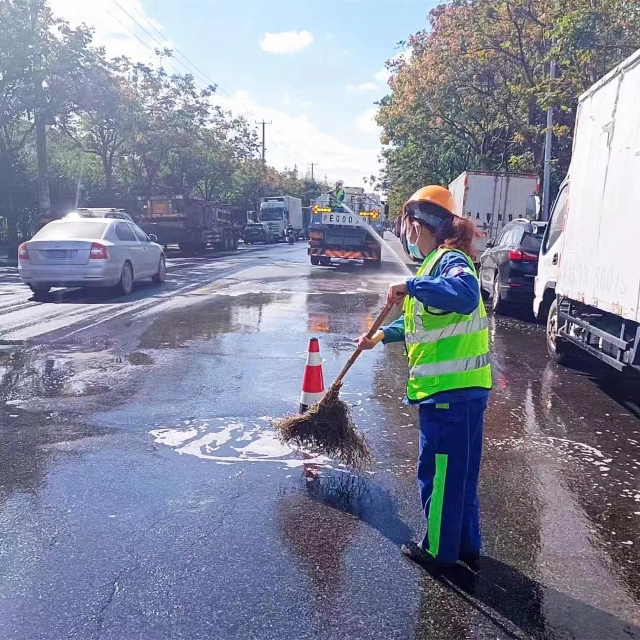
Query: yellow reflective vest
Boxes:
[{"xmin": 403, "ymin": 247, "xmax": 492, "ymax": 401}]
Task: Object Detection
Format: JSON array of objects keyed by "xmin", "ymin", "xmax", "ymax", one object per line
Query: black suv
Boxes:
[{"xmin": 479, "ymin": 219, "xmax": 547, "ymax": 314}]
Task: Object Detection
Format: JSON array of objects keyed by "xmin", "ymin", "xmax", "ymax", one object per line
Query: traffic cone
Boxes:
[{"xmin": 299, "ymin": 337, "xmax": 325, "ymax": 413}]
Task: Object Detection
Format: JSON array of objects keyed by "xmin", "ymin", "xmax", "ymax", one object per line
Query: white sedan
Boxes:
[{"xmin": 18, "ymin": 218, "xmax": 166, "ymax": 299}]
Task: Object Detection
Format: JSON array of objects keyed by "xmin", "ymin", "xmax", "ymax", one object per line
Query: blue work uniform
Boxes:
[{"xmin": 383, "ymin": 250, "xmax": 490, "ymax": 564}]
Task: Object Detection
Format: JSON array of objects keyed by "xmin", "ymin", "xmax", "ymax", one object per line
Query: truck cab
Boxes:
[{"xmin": 533, "ymin": 179, "xmax": 569, "ymax": 323}]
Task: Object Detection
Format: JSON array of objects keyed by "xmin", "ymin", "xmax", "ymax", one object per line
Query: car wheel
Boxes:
[
  {"xmin": 547, "ymin": 299, "xmax": 573, "ymax": 365},
  {"xmin": 492, "ymin": 273, "xmax": 507, "ymax": 314},
  {"xmin": 152, "ymin": 255, "xmax": 166, "ymax": 283},
  {"xmin": 30, "ymin": 285, "xmax": 51, "ymax": 299},
  {"xmin": 118, "ymin": 262, "xmax": 134, "ymax": 296}
]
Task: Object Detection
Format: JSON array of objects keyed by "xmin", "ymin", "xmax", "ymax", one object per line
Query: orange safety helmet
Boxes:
[{"xmin": 402, "ymin": 185, "xmax": 457, "ymax": 230}]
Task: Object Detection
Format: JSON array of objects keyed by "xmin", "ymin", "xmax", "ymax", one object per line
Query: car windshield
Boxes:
[
  {"xmin": 520, "ymin": 230, "xmax": 544, "ymax": 252},
  {"xmin": 33, "ymin": 221, "xmax": 108, "ymax": 240},
  {"xmin": 259, "ymin": 210, "xmax": 284, "ymax": 221}
]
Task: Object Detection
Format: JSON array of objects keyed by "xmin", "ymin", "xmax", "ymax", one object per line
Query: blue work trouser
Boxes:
[{"xmin": 417, "ymin": 397, "xmax": 487, "ymax": 564}]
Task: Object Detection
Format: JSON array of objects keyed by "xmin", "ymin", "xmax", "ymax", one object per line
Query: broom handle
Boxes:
[{"xmin": 333, "ymin": 303, "xmax": 394, "ymax": 385}]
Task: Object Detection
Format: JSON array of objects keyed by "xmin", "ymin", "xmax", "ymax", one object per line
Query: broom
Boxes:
[{"xmin": 276, "ymin": 303, "xmax": 393, "ymax": 470}]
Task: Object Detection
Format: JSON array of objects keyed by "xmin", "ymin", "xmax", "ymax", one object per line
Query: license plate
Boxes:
[
  {"xmin": 45, "ymin": 250, "xmax": 75, "ymax": 259},
  {"xmin": 321, "ymin": 213, "xmax": 366, "ymax": 226}
]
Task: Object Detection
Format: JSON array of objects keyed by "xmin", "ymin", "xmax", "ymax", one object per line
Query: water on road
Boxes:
[{"xmin": 0, "ymin": 239, "xmax": 639, "ymax": 639}]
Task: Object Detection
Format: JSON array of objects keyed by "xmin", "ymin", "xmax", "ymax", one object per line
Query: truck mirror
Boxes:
[{"xmin": 525, "ymin": 194, "xmax": 541, "ymax": 220}]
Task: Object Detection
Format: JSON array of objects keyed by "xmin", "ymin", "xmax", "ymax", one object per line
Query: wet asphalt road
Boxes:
[{"xmin": 1, "ymin": 239, "xmax": 639, "ymax": 640}]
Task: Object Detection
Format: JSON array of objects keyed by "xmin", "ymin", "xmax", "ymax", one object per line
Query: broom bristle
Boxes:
[{"xmin": 275, "ymin": 382, "xmax": 371, "ymax": 470}]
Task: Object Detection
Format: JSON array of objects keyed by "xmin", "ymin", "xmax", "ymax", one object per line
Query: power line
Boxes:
[
  {"xmin": 110, "ymin": 0, "xmax": 308, "ymax": 168},
  {"xmin": 106, "ymin": 1, "xmax": 310, "ymax": 169}
]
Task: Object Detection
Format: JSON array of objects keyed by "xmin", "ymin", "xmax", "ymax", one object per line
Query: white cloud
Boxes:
[
  {"xmin": 347, "ymin": 82, "xmax": 379, "ymax": 93},
  {"xmin": 355, "ymin": 107, "xmax": 379, "ymax": 134},
  {"xmin": 217, "ymin": 90, "xmax": 379, "ymax": 187},
  {"xmin": 373, "ymin": 68, "xmax": 390, "ymax": 83},
  {"xmin": 50, "ymin": 0, "xmax": 171, "ymax": 63},
  {"xmin": 260, "ymin": 30, "xmax": 313, "ymax": 55}
]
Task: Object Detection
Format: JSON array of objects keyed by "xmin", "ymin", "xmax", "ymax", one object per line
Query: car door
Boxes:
[
  {"xmin": 131, "ymin": 223, "xmax": 159, "ymax": 276},
  {"xmin": 481, "ymin": 226, "xmax": 508, "ymax": 289},
  {"xmin": 492, "ymin": 225, "xmax": 516, "ymax": 287},
  {"xmin": 537, "ymin": 185, "xmax": 568, "ymax": 298},
  {"xmin": 114, "ymin": 222, "xmax": 145, "ymax": 279}
]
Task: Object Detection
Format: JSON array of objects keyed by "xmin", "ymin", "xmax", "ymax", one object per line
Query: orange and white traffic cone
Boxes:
[{"xmin": 299, "ymin": 337, "xmax": 325, "ymax": 413}]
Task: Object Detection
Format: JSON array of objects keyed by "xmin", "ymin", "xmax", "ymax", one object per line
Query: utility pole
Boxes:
[
  {"xmin": 255, "ymin": 120, "xmax": 272, "ymax": 162},
  {"xmin": 32, "ymin": 15, "xmax": 51, "ymax": 223},
  {"xmin": 308, "ymin": 162, "xmax": 316, "ymax": 181},
  {"xmin": 542, "ymin": 56, "xmax": 556, "ymax": 221}
]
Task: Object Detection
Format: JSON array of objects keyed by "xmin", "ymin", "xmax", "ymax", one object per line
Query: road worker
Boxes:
[
  {"xmin": 330, "ymin": 180, "xmax": 346, "ymax": 210},
  {"xmin": 355, "ymin": 185, "xmax": 492, "ymax": 571}
]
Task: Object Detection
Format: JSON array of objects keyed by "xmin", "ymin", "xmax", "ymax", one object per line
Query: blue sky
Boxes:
[{"xmin": 51, "ymin": 0, "xmax": 436, "ymax": 186}]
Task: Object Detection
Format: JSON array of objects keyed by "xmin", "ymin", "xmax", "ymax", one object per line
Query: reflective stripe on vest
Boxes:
[{"xmin": 404, "ymin": 247, "xmax": 492, "ymax": 401}]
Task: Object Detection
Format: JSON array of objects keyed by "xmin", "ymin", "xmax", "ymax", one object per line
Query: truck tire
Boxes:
[
  {"xmin": 179, "ymin": 242, "xmax": 195, "ymax": 256},
  {"xmin": 546, "ymin": 299, "xmax": 573, "ymax": 365},
  {"xmin": 319, "ymin": 257, "xmax": 331, "ymax": 267},
  {"xmin": 310, "ymin": 256, "xmax": 320, "ymax": 266}
]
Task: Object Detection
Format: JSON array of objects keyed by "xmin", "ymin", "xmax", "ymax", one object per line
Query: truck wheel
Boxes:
[
  {"xmin": 547, "ymin": 299, "xmax": 573, "ymax": 365},
  {"xmin": 492, "ymin": 274, "xmax": 507, "ymax": 314},
  {"xmin": 319, "ymin": 257, "xmax": 331, "ymax": 267},
  {"xmin": 310, "ymin": 256, "xmax": 320, "ymax": 266},
  {"xmin": 179, "ymin": 242, "xmax": 195, "ymax": 256}
]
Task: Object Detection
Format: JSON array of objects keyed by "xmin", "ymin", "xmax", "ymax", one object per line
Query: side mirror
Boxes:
[
  {"xmin": 486, "ymin": 238, "xmax": 494, "ymax": 249},
  {"xmin": 525, "ymin": 194, "xmax": 541, "ymax": 221},
  {"xmin": 148, "ymin": 234, "xmax": 158, "ymax": 243}
]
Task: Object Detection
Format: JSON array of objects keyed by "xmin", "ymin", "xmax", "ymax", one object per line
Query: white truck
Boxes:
[
  {"xmin": 258, "ymin": 196, "xmax": 303, "ymax": 242},
  {"xmin": 540, "ymin": 48, "xmax": 640, "ymax": 371},
  {"xmin": 449, "ymin": 171, "xmax": 539, "ymax": 258}
]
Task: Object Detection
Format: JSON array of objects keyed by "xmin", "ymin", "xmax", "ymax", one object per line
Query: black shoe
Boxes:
[
  {"xmin": 458, "ymin": 553, "xmax": 481, "ymax": 573},
  {"xmin": 400, "ymin": 541, "xmax": 456, "ymax": 570}
]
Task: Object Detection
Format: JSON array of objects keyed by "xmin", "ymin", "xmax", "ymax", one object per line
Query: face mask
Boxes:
[{"xmin": 407, "ymin": 225, "xmax": 424, "ymax": 260}]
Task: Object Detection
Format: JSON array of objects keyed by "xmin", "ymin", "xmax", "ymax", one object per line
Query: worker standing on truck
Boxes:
[
  {"xmin": 330, "ymin": 181, "xmax": 346, "ymax": 210},
  {"xmin": 354, "ymin": 185, "xmax": 492, "ymax": 571}
]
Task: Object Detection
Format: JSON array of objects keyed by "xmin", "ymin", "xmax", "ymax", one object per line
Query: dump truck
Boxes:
[
  {"xmin": 540, "ymin": 48, "xmax": 640, "ymax": 372},
  {"xmin": 258, "ymin": 196, "xmax": 303, "ymax": 242},
  {"xmin": 448, "ymin": 171, "xmax": 539, "ymax": 257},
  {"xmin": 307, "ymin": 193, "xmax": 382, "ymax": 267},
  {"xmin": 137, "ymin": 197, "xmax": 242, "ymax": 255}
]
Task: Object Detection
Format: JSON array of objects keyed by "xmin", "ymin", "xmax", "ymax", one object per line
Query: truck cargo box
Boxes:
[
  {"xmin": 557, "ymin": 48, "xmax": 640, "ymax": 322},
  {"xmin": 449, "ymin": 171, "xmax": 539, "ymax": 257}
]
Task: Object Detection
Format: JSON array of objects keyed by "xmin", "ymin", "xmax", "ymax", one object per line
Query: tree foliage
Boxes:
[
  {"xmin": 377, "ymin": 0, "xmax": 640, "ymax": 218},
  {"xmin": 0, "ymin": 0, "xmax": 325, "ymax": 248}
]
